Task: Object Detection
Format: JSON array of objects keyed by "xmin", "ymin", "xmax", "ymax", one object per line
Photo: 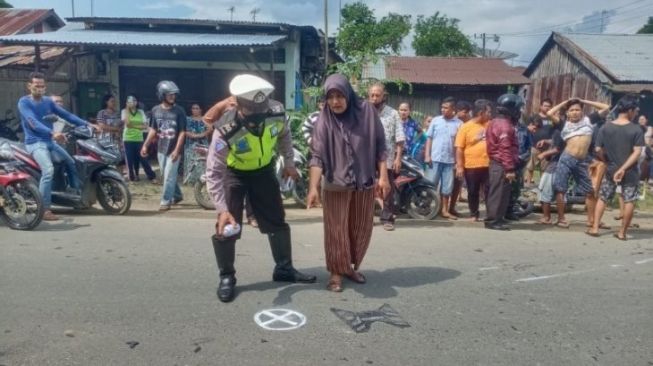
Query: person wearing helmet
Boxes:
[
  {"xmin": 141, "ymin": 80, "xmax": 186, "ymax": 211},
  {"xmin": 204, "ymin": 74, "xmax": 316, "ymax": 303},
  {"xmin": 484, "ymin": 93, "xmax": 521, "ymax": 231}
]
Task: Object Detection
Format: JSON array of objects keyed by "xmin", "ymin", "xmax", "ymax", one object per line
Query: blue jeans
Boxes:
[
  {"xmin": 26, "ymin": 141, "xmax": 80, "ymax": 209},
  {"xmin": 157, "ymin": 152, "xmax": 183, "ymax": 206},
  {"xmin": 425, "ymin": 162, "xmax": 454, "ymax": 196}
]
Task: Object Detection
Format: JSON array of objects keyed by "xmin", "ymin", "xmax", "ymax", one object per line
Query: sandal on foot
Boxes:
[
  {"xmin": 613, "ymin": 233, "xmax": 627, "ymax": 241},
  {"xmin": 555, "ymin": 220, "xmax": 570, "ymax": 228},
  {"xmin": 327, "ymin": 279, "xmax": 343, "ymax": 292},
  {"xmin": 587, "ymin": 222, "xmax": 610, "ymax": 229},
  {"xmin": 345, "ymin": 271, "xmax": 366, "ymax": 284},
  {"xmin": 537, "ymin": 219, "xmax": 552, "ymax": 225},
  {"xmin": 585, "ymin": 230, "xmax": 600, "ymax": 237}
]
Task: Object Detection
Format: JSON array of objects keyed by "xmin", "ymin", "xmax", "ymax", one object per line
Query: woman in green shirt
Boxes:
[{"xmin": 122, "ymin": 95, "xmax": 156, "ymax": 182}]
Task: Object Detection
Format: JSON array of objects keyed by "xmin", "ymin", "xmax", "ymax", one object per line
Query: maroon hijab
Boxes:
[{"xmin": 310, "ymin": 74, "xmax": 386, "ymax": 189}]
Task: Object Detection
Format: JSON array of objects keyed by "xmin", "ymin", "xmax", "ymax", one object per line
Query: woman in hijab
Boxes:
[{"xmin": 306, "ymin": 74, "xmax": 391, "ymax": 292}]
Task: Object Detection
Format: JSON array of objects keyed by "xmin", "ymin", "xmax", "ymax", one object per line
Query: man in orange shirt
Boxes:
[{"xmin": 454, "ymin": 99, "xmax": 492, "ymax": 221}]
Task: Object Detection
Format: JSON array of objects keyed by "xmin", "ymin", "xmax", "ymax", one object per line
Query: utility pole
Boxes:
[
  {"xmin": 90, "ymin": 0, "xmax": 94, "ymax": 16},
  {"xmin": 71, "ymin": 0, "xmax": 75, "ymax": 17},
  {"xmin": 600, "ymin": 10, "xmax": 608, "ymax": 33},
  {"xmin": 474, "ymin": 33, "xmax": 499, "ymax": 57},
  {"xmin": 250, "ymin": 8, "xmax": 260, "ymax": 22},
  {"xmin": 324, "ymin": 0, "xmax": 329, "ymax": 70},
  {"xmin": 228, "ymin": 6, "xmax": 235, "ymax": 22}
]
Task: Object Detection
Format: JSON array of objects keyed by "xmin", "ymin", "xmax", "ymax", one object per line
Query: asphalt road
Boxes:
[{"xmin": 1, "ymin": 204, "xmax": 652, "ymax": 366}]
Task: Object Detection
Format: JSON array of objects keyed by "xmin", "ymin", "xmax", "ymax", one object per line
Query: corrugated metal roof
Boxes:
[
  {"xmin": 0, "ymin": 9, "xmax": 65, "ymax": 36},
  {"xmin": 562, "ymin": 33, "xmax": 653, "ymax": 83},
  {"xmin": 372, "ymin": 56, "xmax": 530, "ymax": 85},
  {"xmin": 0, "ymin": 45, "xmax": 66, "ymax": 67},
  {"xmin": 67, "ymin": 16, "xmax": 293, "ymax": 29},
  {"xmin": 0, "ymin": 26, "xmax": 287, "ymax": 48}
]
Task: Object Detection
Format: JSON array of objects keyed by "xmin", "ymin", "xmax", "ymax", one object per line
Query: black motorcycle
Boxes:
[
  {"xmin": 394, "ymin": 156, "xmax": 441, "ymax": 220},
  {"xmin": 5, "ymin": 124, "xmax": 131, "ymax": 215}
]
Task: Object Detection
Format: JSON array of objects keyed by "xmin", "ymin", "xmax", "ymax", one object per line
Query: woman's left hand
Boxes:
[{"xmin": 376, "ymin": 176, "xmax": 391, "ymax": 199}]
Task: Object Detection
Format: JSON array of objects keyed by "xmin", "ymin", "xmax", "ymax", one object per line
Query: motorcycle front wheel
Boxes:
[
  {"xmin": 406, "ymin": 186, "xmax": 441, "ymax": 220},
  {"xmin": 0, "ymin": 180, "xmax": 44, "ymax": 230},
  {"xmin": 97, "ymin": 177, "xmax": 131, "ymax": 215}
]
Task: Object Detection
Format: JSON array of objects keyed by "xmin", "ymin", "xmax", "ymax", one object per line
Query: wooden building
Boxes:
[
  {"xmin": 524, "ymin": 32, "xmax": 653, "ymax": 116},
  {"xmin": 362, "ymin": 56, "xmax": 530, "ymax": 117}
]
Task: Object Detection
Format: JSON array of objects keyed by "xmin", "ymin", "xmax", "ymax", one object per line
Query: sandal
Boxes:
[
  {"xmin": 537, "ymin": 218, "xmax": 552, "ymax": 225},
  {"xmin": 327, "ymin": 279, "xmax": 343, "ymax": 292},
  {"xmin": 587, "ymin": 222, "xmax": 611, "ymax": 229},
  {"xmin": 555, "ymin": 220, "xmax": 570, "ymax": 228},
  {"xmin": 345, "ymin": 271, "xmax": 366, "ymax": 284},
  {"xmin": 585, "ymin": 230, "xmax": 600, "ymax": 237},
  {"xmin": 613, "ymin": 233, "xmax": 627, "ymax": 241},
  {"xmin": 614, "ymin": 215, "xmax": 623, "ymax": 221}
]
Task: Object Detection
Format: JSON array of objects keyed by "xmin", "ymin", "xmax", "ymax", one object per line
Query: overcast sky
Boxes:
[{"xmin": 10, "ymin": 0, "xmax": 653, "ymax": 66}]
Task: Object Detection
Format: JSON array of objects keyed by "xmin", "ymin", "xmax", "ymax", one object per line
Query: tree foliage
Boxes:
[
  {"xmin": 637, "ymin": 16, "xmax": 653, "ymax": 34},
  {"xmin": 0, "ymin": 0, "xmax": 13, "ymax": 8},
  {"xmin": 412, "ymin": 12, "xmax": 474, "ymax": 57},
  {"xmin": 334, "ymin": 2, "xmax": 410, "ymax": 86}
]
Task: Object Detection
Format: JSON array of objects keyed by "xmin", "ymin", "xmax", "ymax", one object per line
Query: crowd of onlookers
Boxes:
[{"xmin": 303, "ymin": 82, "xmax": 651, "ymax": 239}]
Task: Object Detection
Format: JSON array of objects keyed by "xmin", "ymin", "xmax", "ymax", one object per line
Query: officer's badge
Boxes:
[
  {"xmin": 235, "ymin": 138, "xmax": 251, "ymax": 154},
  {"xmin": 215, "ymin": 139, "xmax": 226, "ymax": 152},
  {"xmin": 270, "ymin": 125, "xmax": 279, "ymax": 137},
  {"xmin": 253, "ymin": 91, "xmax": 266, "ymax": 103}
]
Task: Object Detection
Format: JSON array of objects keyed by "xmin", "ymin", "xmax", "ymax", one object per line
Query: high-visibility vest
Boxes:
[{"xmin": 226, "ymin": 117, "xmax": 286, "ymax": 171}]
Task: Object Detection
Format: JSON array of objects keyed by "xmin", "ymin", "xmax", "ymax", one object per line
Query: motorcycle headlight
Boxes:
[{"xmin": 0, "ymin": 141, "xmax": 14, "ymax": 160}]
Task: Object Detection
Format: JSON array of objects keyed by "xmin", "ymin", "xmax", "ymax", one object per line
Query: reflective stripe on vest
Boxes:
[{"xmin": 227, "ymin": 118, "xmax": 284, "ymax": 171}]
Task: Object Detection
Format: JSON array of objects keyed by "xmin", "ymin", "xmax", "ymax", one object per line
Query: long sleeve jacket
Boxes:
[{"xmin": 486, "ymin": 117, "xmax": 518, "ymax": 172}]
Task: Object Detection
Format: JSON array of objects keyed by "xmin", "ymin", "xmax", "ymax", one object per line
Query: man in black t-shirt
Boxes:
[
  {"xmin": 141, "ymin": 81, "xmax": 187, "ymax": 211},
  {"xmin": 588, "ymin": 95, "xmax": 645, "ymax": 240}
]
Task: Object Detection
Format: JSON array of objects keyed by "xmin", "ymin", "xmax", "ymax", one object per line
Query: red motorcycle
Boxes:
[{"xmin": 0, "ymin": 141, "xmax": 44, "ymax": 230}]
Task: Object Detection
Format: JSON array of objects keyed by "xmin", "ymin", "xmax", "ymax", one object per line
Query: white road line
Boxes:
[
  {"xmin": 610, "ymin": 264, "xmax": 625, "ymax": 268},
  {"xmin": 479, "ymin": 266, "xmax": 499, "ymax": 271},
  {"xmin": 635, "ymin": 258, "xmax": 653, "ymax": 265},
  {"xmin": 515, "ymin": 269, "xmax": 595, "ymax": 282}
]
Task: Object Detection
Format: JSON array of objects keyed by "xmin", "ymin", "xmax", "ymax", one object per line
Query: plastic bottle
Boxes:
[{"xmin": 222, "ymin": 223, "xmax": 241, "ymax": 237}]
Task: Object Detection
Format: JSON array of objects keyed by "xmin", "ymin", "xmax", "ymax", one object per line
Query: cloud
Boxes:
[{"xmin": 138, "ymin": 2, "xmax": 174, "ymax": 11}]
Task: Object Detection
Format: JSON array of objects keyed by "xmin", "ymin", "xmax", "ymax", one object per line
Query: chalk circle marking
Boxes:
[{"xmin": 254, "ymin": 309, "xmax": 307, "ymax": 331}]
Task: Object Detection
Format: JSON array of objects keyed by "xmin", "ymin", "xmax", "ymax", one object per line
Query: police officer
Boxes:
[{"xmin": 205, "ymin": 74, "xmax": 316, "ymax": 303}]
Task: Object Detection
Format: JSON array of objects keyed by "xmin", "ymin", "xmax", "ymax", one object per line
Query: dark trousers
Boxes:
[
  {"xmin": 486, "ymin": 161, "xmax": 512, "ymax": 225},
  {"xmin": 464, "ymin": 167, "xmax": 489, "ymax": 218},
  {"xmin": 124, "ymin": 141, "xmax": 155, "ymax": 180},
  {"xmin": 508, "ymin": 167, "xmax": 525, "ymax": 214},
  {"xmin": 219, "ymin": 165, "xmax": 288, "ymax": 239},
  {"xmin": 380, "ymin": 169, "xmax": 396, "ymax": 224},
  {"xmin": 449, "ymin": 177, "xmax": 462, "ymax": 213}
]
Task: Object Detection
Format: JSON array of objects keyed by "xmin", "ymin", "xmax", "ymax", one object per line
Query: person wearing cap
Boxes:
[
  {"xmin": 141, "ymin": 80, "xmax": 186, "ymax": 211},
  {"xmin": 204, "ymin": 74, "xmax": 316, "ymax": 303}
]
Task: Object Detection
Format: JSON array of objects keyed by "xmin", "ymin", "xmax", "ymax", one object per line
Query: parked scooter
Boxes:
[
  {"xmin": 4, "ymin": 121, "xmax": 131, "ymax": 215},
  {"xmin": 185, "ymin": 144, "xmax": 213, "ymax": 210},
  {"xmin": 0, "ymin": 141, "xmax": 44, "ymax": 230},
  {"xmin": 275, "ymin": 145, "xmax": 308, "ymax": 208},
  {"xmin": 395, "ymin": 157, "xmax": 441, "ymax": 220},
  {"xmin": 0, "ymin": 109, "xmax": 20, "ymax": 141}
]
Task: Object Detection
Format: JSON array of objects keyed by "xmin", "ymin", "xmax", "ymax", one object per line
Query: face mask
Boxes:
[{"xmin": 247, "ymin": 113, "xmax": 268, "ymax": 126}]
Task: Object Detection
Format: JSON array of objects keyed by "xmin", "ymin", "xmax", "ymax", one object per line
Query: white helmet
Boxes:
[{"xmin": 229, "ymin": 74, "xmax": 274, "ymax": 114}]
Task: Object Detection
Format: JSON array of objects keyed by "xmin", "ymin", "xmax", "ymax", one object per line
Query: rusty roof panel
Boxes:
[
  {"xmin": 383, "ymin": 56, "xmax": 531, "ymax": 86},
  {"xmin": 0, "ymin": 9, "xmax": 65, "ymax": 36}
]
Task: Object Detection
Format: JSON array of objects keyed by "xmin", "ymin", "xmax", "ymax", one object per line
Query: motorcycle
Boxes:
[
  {"xmin": 395, "ymin": 156, "xmax": 441, "ymax": 220},
  {"xmin": 4, "ymin": 121, "xmax": 131, "ymax": 215},
  {"xmin": 185, "ymin": 144, "xmax": 213, "ymax": 210},
  {"xmin": 0, "ymin": 109, "xmax": 20, "ymax": 141},
  {"xmin": 0, "ymin": 141, "xmax": 44, "ymax": 230},
  {"xmin": 276, "ymin": 146, "xmax": 309, "ymax": 208}
]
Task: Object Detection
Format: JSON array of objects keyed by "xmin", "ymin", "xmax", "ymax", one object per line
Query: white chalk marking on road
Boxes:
[
  {"xmin": 254, "ymin": 309, "xmax": 306, "ymax": 331},
  {"xmin": 515, "ymin": 269, "xmax": 595, "ymax": 283},
  {"xmin": 635, "ymin": 258, "xmax": 653, "ymax": 265},
  {"xmin": 479, "ymin": 267, "xmax": 499, "ymax": 271},
  {"xmin": 610, "ymin": 264, "xmax": 624, "ymax": 268}
]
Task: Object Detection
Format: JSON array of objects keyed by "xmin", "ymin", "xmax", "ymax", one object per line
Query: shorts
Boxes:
[
  {"xmin": 599, "ymin": 177, "xmax": 639, "ymax": 203},
  {"xmin": 538, "ymin": 172, "xmax": 555, "ymax": 203},
  {"xmin": 553, "ymin": 152, "xmax": 593, "ymax": 196},
  {"xmin": 426, "ymin": 162, "xmax": 454, "ymax": 196}
]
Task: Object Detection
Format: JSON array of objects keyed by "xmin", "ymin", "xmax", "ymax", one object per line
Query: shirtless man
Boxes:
[{"xmin": 547, "ymin": 98, "xmax": 610, "ymax": 228}]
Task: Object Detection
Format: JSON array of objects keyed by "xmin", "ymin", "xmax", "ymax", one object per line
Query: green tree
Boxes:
[
  {"xmin": 334, "ymin": 2, "xmax": 411, "ymax": 85},
  {"xmin": 637, "ymin": 16, "xmax": 653, "ymax": 34},
  {"xmin": 0, "ymin": 0, "xmax": 13, "ymax": 8},
  {"xmin": 412, "ymin": 12, "xmax": 474, "ymax": 57}
]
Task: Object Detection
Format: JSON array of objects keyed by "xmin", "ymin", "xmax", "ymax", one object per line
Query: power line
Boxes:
[{"xmin": 497, "ymin": 0, "xmax": 649, "ymax": 36}]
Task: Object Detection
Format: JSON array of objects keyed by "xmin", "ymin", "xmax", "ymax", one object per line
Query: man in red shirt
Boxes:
[{"xmin": 485, "ymin": 94, "xmax": 522, "ymax": 231}]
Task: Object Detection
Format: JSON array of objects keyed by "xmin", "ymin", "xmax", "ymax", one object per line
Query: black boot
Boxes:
[
  {"xmin": 212, "ymin": 235, "xmax": 237, "ymax": 302},
  {"xmin": 268, "ymin": 229, "xmax": 316, "ymax": 283}
]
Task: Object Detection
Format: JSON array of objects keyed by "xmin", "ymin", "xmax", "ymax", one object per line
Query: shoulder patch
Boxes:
[{"xmin": 215, "ymin": 139, "xmax": 227, "ymax": 152}]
